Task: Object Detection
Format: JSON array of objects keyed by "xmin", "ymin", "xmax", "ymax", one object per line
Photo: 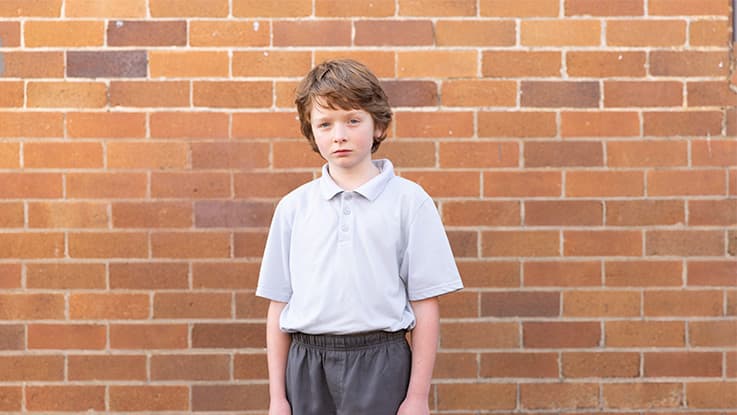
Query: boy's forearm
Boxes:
[
  {"xmin": 266, "ymin": 301, "xmax": 291, "ymax": 401},
  {"xmin": 406, "ymin": 297, "xmax": 440, "ymax": 399}
]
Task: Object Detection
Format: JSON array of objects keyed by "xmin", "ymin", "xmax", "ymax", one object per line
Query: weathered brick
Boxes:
[
  {"xmin": 192, "ymin": 323, "xmax": 264, "ymax": 348},
  {"xmin": 107, "ymin": 20, "xmax": 186, "ymax": 46},
  {"xmin": 28, "ymin": 324, "xmax": 106, "ymax": 349},
  {"xmin": 110, "ymin": 262, "xmax": 189, "ymax": 290},
  {"xmin": 647, "ymin": 169, "xmax": 725, "ymax": 196},
  {"xmin": 149, "ymin": 52, "xmax": 228, "ymax": 78},
  {"xmin": 24, "ymin": 142, "xmax": 103, "ymax": 168},
  {"xmin": 0, "ymin": 82, "xmax": 23, "ymax": 107},
  {"xmin": 606, "ymin": 321, "xmax": 685, "ymax": 347},
  {"xmin": 150, "ymin": 112, "xmax": 229, "ymax": 139},
  {"xmin": 273, "ymin": 141, "xmax": 324, "ymax": 168},
  {"xmin": 355, "ymin": 20, "xmax": 433, "ymax": 46},
  {"xmin": 376, "ymin": 141, "xmax": 436, "ymax": 168},
  {"xmin": 524, "ymin": 322, "xmax": 601, "ymax": 348},
  {"xmin": 567, "ymin": 52, "xmax": 647, "ymax": 77},
  {"xmin": 563, "ymin": 352, "xmax": 640, "ymax": 377},
  {"xmin": 436, "ymin": 20, "xmax": 516, "ymax": 46},
  {"xmin": 481, "ymin": 353, "xmax": 558, "ymax": 378},
  {"xmin": 399, "ymin": 0, "xmax": 476, "ymax": 15},
  {"xmin": 645, "ymin": 290, "xmax": 723, "ymax": 317},
  {"xmin": 26, "ymin": 263, "xmax": 106, "ymax": 289},
  {"xmin": 401, "ymin": 171, "xmax": 480, "ymax": 197},
  {"xmin": 65, "ymin": 0, "xmax": 146, "ymax": 17},
  {"xmin": 688, "ymin": 81, "xmax": 737, "ymax": 106},
  {"xmin": 0, "ymin": 264, "xmax": 22, "ymax": 290},
  {"xmin": 151, "ymin": 232, "xmax": 231, "ymax": 258},
  {"xmin": 27, "ymin": 81, "xmax": 106, "ymax": 108},
  {"xmin": 235, "ymin": 172, "xmax": 313, "ymax": 198},
  {"xmin": 0, "ymin": 22, "xmax": 21, "ymax": 46},
  {"xmin": 109, "ymin": 386, "xmax": 189, "ymax": 411},
  {"xmin": 151, "ymin": 0, "xmax": 228, "ymax": 16},
  {"xmin": 28, "ymin": 201, "xmax": 108, "ymax": 228},
  {"xmin": 193, "ymin": 262, "xmax": 260, "ymax": 289},
  {"xmin": 107, "ymin": 142, "xmax": 189, "ymax": 169},
  {"xmin": 0, "ymin": 233, "xmax": 64, "ymax": 259},
  {"xmin": 563, "ymin": 290, "xmax": 640, "ymax": 317},
  {"xmin": 233, "ymin": 0, "xmax": 311, "ymax": 17},
  {"xmin": 524, "ymin": 141, "xmax": 603, "ymax": 167},
  {"xmin": 316, "ymin": 0, "xmax": 395, "ymax": 16},
  {"xmin": 382, "ymin": 81, "xmax": 438, "ymax": 107},
  {"xmin": 0, "ymin": 0, "xmax": 61, "ymax": 16},
  {"xmin": 192, "ymin": 384, "xmax": 269, "ymax": 411},
  {"xmin": 194, "ymin": 81, "xmax": 272, "ymax": 108},
  {"xmin": 522, "ymin": 20, "xmax": 601, "ymax": 46},
  {"xmin": 566, "ymin": 171, "xmax": 644, "ymax": 197},
  {"xmin": 0, "ymin": 356, "xmax": 63, "ymax": 380},
  {"xmin": 650, "ymin": 51, "xmax": 729, "ymax": 77},
  {"xmin": 482, "ymin": 292, "xmax": 560, "ymax": 317},
  {"xmin": 274, "ymin": 21, "xmax": 350, "ymax": 46},
  {"xmin": 649, "ymin": 0, "xmax": 730, "ymax": 16},
  {"xmin": 26, "ymin": 386, "xmax": 105, "ymax": 412},
  {"xmin": 233, "ymin": 112, "xmax": 301, "ymax": 139},
  {"xmin": 0, "ymin": 112, "xmax": 64, "ymax": 138},
  {"xmin": 396, "ymin": 111, "xmax": 474, "ymax": 138},
  {"xmin": 234, "ymin": 353, "xmax": 269, "ymax": 379},
  {"xmin": 398, "ymin": 51, "xmax": 478, "ymax": 78},
  {"xmin": 68, "ymin": 355, "xmax": 146, "ymax": 381},
  {"xmin": 0, "ymin": 202, "xmax": 22, "ymax": 228},
  {"xmin": 606, "ymin": 200, "xmax": 684, "ymax": 226},
  {"xmin": 0, "ymin": 52, "xmax": 64, "ymax": 78},
  {"xmin": 687, "ymin": 382, "xmax": 737, "ymax": 408},
  {"xmin": 70, "ymin": 293, "xmax": 150, "ymax": 319},
  {"xmin": 689, "ymin": 199, "xmax": 737, "ymax": 226},
  {"xmin": 687, "ymin": 260, "xmax": 737, "ymax": 286},
  {"xmin": 480, "ymin": 0, "xmax": 559, "ymax": 16},
  {"xmin": 441, "ymin": 322, "xmax": 519, "ymax": 348},
  {"xmin": 154, "ymin": 293, "xmax": 232, "ymax": 319},
  {"xmin": 607, "ymin": 20, "xmax": 686, "ymax": 46},
  {"xmin": 111, "ymin": 324, "xmax": 188, "ymax": 349},
  {"xmin": 482, "ymin": 231, "xmax": 560, "ymax": 257},
  {"xmin": 66, "ymin": 173, "xmax": 147, "ymax": 198},
  {"xmin": 564, "ymin": 231, "xmax": 642, "ymax": 256},
  {"xmin": 67, "ymin": 50, "xmax": 147, "ymax": 78},
  {"xmin": 110, "ymin": 81, "xmax": 189, "ymax": 107},
  {"xmin": 152, "ymin": 354, "xmax": 230, "ymax": 380},
  {"xmin": 644, "ymin": 352, "xmax": 722, "ymax": 377},
  {"xmin": 521, "ymin": 383, "xmax": 599, "ymax": 409},
  {"xmin": 233, "ymin": 51, "xmax": 311, "ymax": 77},
  {"xmin": 479, "ymin": 112, "xmax": 557, "ymax": 138},
  {"xmin": 607, "ymin": 140, "xmax": 687, "ymax": 167},
  {"xmin": 458, "ymin": 261, "xmax": 520, "ymax": 288},
  {"xmin": 191, "ymin": 20, "xmax": 269, "ymax": 46},
  {"xmin": 441, "ymin": 80, "xmax": 516, "ymax": 107},
  {"xmin": 561, "ymin": 111, "xmax": 640, "ymax": 137},
  {"xmin": 605, "ymin": 260, "xmax": 683, "ymax": 287},
  {"xmin": 67, "ymin": 112, "xmax": 146, "ymax": 138},
  {"xmin": 566, "ymin": 0, "xmax": 643, "ymax": 15},
  {"xmin": 689, "ymin": 321, "xmax": 737, "ymax": 346},
  {"xmin": 521, "ymin": 81, "xmax": 600, "ymax": 108},
  {"xmin": 485, "ymin": 171, "xmax": 561, "ymax": 197},
  {"xmin": 603, "ymin": 383, "xmax": 683, "ymax": 409},
  {"xmin": 484, "ymin": 51, "xmax": 562, "ymax": 77},
  {"xmin": 236, "ymin": 291, "xmax": 271, "ymax": 318},
  {"xmin": 68, "ymin": 232, "xmax": 148, "ymax": 258},
  {"xmin": 0, "ymin": 387, "xmax": 20, "ymax": 411},
  {"xmin": 690, "ymin": 20, "xmax": 731, "ymax": 46},
  {"xmin": 25, "ymin": 20, "xmax": 104, "ymax": 47},
  {"xmin": 605, "ymin": 81, "xmax": 683, "ymax": 107},
  {"xmin": 523, "ymin": 261, "xmax": 602, "ymax": 287}
]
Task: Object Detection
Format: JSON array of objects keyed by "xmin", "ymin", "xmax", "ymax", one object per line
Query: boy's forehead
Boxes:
[{"xmin": 310, "ymin": 101, "xmax": 367, "ymax": 118}]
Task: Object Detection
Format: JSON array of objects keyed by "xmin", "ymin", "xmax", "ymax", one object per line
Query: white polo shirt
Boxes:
[{"xmin": 256, "ymin": 159, "xmax": 463, "ymax": 335}]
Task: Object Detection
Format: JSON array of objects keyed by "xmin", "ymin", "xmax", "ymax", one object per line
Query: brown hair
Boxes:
[{"xmin": 295, "ymin": 59, "xmax": 392, "ymax": 153}]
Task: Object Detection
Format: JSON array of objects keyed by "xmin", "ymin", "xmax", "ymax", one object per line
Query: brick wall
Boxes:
[{"xmin": 0, "ymin": 0, "xmax": 735, "ymax": 412}]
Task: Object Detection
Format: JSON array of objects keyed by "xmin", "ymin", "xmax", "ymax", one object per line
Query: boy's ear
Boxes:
[{"xmin": 374, "ymin": 125, "xmax": 385, "ymax": 138}]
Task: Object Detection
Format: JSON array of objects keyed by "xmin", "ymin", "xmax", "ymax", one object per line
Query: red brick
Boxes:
[
  {"xmin": 68, "ymin": 355, "xmax": 147, "ymax": 380},
  {"xmin": 482, "ymin": 292, "xmax": 560, "ymax": 317},
  {"xmin": 442, "ymin": 80, "xmax": 516, "ymax": 107},
  {"xmin": 235, "ymin": 172, "xmax": 313, "ymax": 198},
  {"xmin": 233, "ymin": 51, "xmax": 310, "ymax": 77},
  {"xmin": 436, "ymin": 20, "xmax": 516, "ymax": 46},
  {"xmin": 447, "ymin": 230, "xmax": 478, "ymax": 258},
  {"xmin": 65, "ymin": 0, "xmax": 146, "ymax": 17},
  {"xmin": 154, "ymin": 293, "xmax": 232, "ymax": 319},
  {"xmin": 651, "ymin": 51, "xmax": 729, "ymax": 77},
  {"xmin": 689, "ymin": 321, "xmax": 737, "ymax": 346},
  {"xmin": 563, "ymin": 352, "xmax": 640, "ymax": 377},
  {"xmin": 0, "ymin": 82, "xmax": 24, "ymax": 107},
  {"xmin": 607, "ymin": 140, "xmax": 688, "ymax": 167},
  {"xmin": 688, "ymin": 260, "xmax": 737, "ymax": 286},
  {"xmin": 0, "ymin": 142, "xmax": 19, "ymax": 168},
  {"xmin": 234, "ymin": 353, "xmax": 268, "ymax": 379},
  {"xmin": 69, "ymin": 232, "xmax": 148, "ymax": 258},
  {"xmin": 479, "ymin": 112, "xmax": 557, "ymax": 138},
  {"xmin": 649, "ymin": 0, "xmax": 730, "ymax": 16},
  {"xmin": 687, "ymin": 382, "xmax": 737, "ymax": 408},
  {"xmin": 24, "ymin": 142, "xmax": 103, "ymax": 168},
  {"xmin": 192, "ymin": 323, "xmax": 264, "ymax": 348},
  {"xmin": 603, "ymin": 383, "xmax": 683, "ymax": 408},
  {"xmin": 438, "ymin": 383, "xmax": 516, "ymax": 410},
  {"xmin": 482, "ymin": 231, "xmax": 559, "ymax": 257},
  {"xmin": 481, "ymin": 353, "xmax": 558, "ymax": 378},
  {"xmin": 151, "ymin": 172, "xmax": 230, "ymax": 198},
  {"xmin": 110, "ymin": 81, "xmax": 189, "ymax": 107},
  {"xmin": 645, "ymin": 352, "xmax": 722, "ymax": 377},
  {"xmin": 567, "ymin": 51, "xmax": 647, "ymax": 77},
  {"xmin": 561, "ymin": 112, "xmax": 640, "ymax": 137},
  {"xmin": 149, "ymin": 51, "xmax": 229, "ymax": 78},
  {"xmin": 524, "ymin": 261, "xmax": 602, "ymax": 287},
  {"xmin": 0, "ymin": 387, "xmax": 20, "ymax": 411},
  {"xmin": 605, "ymin": 260, "xmax": 683, "ymax": 287},
  {"xmin": 28, "ymin": 202, "xmax": 108, "ymax": 228},
  {"xmin": 521, "ymin": 383, "xmax": 599, "ymax": 409},
  {"xmin": 0, "ymin": 112, "xmax": 64, "ymax": 137},
  {"xmin": 381, "ymin": 80, "xmax": 438, "ymax": 107},
  {"xmin": 688, "ymin": 82, "xmax": 737, "ymax": 106},
  {"xmin": 0, "ymin": 52, "xmax": 64, "ymax": 78},
  {"xmin": 112, "ymin": 202, "xmax": 191, "ymax": 229},
  {"xmin": 690, "ymin": 199, "xmax": 737, "ymax": 226},
  {"xmin": 107, "ymin": 20, "xmax": 186, "ymax": 46},
  {"xmin": 693, "ymin": 140, "xmax": 737, "ymax": 166},
  {"xmin": 150, "ymin": 112, "xmax": 228, "ymax": 139},
  {"xmin": 236, "ymin": 291, "xmax": 271, "ymax": 318},
  {"xmin": 731, "ymin": 168, "xmax": 737, "ymax": 195},
  {"xmin": 192, "ymin": 384, "xmax": 268, "ymax": 411},
  {"xmin": 373, "ymin": 141, "xmax": 436, "ymax": 168},
  {"xmin": 458, "ymin": 261, "xmax": 520, "ymax": 288},
  {"xmin": 0, "ymin": 356, "xmax": 63, "ymax": 381},
  {"xmin": 526, "ymin": 200, "xmax": 602, "ymax": 226},
  {"xmin": 441, "ymin": 322, "xmax": 519, "ymax": 348},
  {"xmin": 0, "ymin": 264, "xmax": 21, "ymax": 290},
  {"xmin": 564, "ymin": 231, "xmax": 642, "ymax": 256},
  {"xmin": 152, "ymin": 232, "xmax": 231, "ymax": 259},
  {"xmin": 566, "ymin": 171, "xmax": 644, "ymax": 197},
  {"xmin": 109, "ymin": 386, "xmax": 189, "ymax": 411},
  {"xmin": 108, "ymin": 142, "xmax": 189, "ymax": 169},
  {"xmin": 690, "ymin": 20, "xmax": 731, "ymax": 46},
  {"xmin": 274, "ymin": 20, "xmax": 350, "ymax": 46},
  {"xmin": 605, "ymin": 81, "xmax": 683, "ymax": 107},
  {"xmin": 401, "ymin": 171, "xmax": 480, "ymax": 197},
  {"xmin": 442, "ymin": 201, "xmax": 520, "ymax": 226},
  {"xmin": 28, "ymin": 324, "xmax": 106, "ymax": 349},
  {"xmin": 70, "ymin": 293, "xmax": 150, "ymax": 319},
  {"xmin": 233, "ymin": 0, "xmax": 311, "ymax": 17},
  {"xmin": 355, "ymin": 20, "xmax": 432, "ymax": 46},
  {"xmin": 190, "ymin": 20, "xmax": 269, "ymax": 46},
  {"xmin": 521, "ymin": 81, "xmax": 600, "ymax": 108},
  {"xmin": 67, "ymin": 50, "xmax": 147, "ymax": 78},
  {"xmin": 608, "ymin": 20, "xmax": 686, "ymax": 46},
  {"xmin": 0, "ymin": 202, "xmax": 23, "ymax": 228},
  {"xmin": 440, "ymin": 141, "xmax": 519, "ymax": 168},
  {"xmin": 606, "ymin": 321, "xmax": 685, "ymax": 347},
  {"xmin": 152, "ymin": 354, "xmax": 230, "ymax": 380},
  {"xmin": 25, "ymin": 20, "xmax": 104, "ymax": 47},
  {"xmin": 483, "ymin": 51, "xmax": 562, "ymax": 77},
  {"xmin": 0, "ymin": 0, "xmax": 60, "ymax": 16},
  {"xmin": 316, "ymin": 0, "xmax": 395, "ymax": 16},
  {"xmin": 0, "ymin": 233, "xmax": 64, "ymax": 259},
  {"xmin": 26, "ymin": 386, "xmax": 105, "ymax": 412},
  {"xmin": 485, "ymin": 171, "xmax": 562, "ymax": 197},
  {"xmin": 564, "ymin": 290, "xmax": 640, "ymax": 317},
  {"xmin": 67, "ymin": 173, "xmax": 146, "ymax": 199},
  {"xmin": 644, "ymin": 290, "xmax": 723, "ymax": 316},
  {"xmin": 151, "ymin": 0, "xmax": 229, "ymax": 17},
  {"xmin": 606, "ymin": 200, "xmax": 685, "ymax": 226},
  {"xmin": 233, "ymin": 112, "xmax": 301, "ymax": 139},
  {"xmin": 193, "ymin": 262, "xmax": 260, "ymax": 289},
  {"xmin": 525, "ymin": 141, "xmax": 603, "ymax": 167},
  {"xmin": 524, "ymin": 322, "xmax": 601, "ymax": 348},
  {"xmin": 195, "ymin": 201, "xmax": 273, "ymax": 228},
  {"xmin": 192, "ymin": 142, "xmax": 270, "ymax": 169},
  {"xmin": 273, "ymin": 141, "xmax": 324, "ymax": 168},
  {"xmin": 649, "ymin": 170, "xmax": 725, "ymax": 196},
  {"xmin": 566, "ymin": 0, "xmax": 643, "ymax": 15},
  {"xmin": 110, "ymin": 262, "xmax": 189, "ymax": 290},
  {"xmin": 399, "ymin": 0, "xmax": 476, "ymax": 15},
  {"xmin": 275, "ymin": 81, "xmax": 300, "ymax": 108},
  {"xmin": 193, "ymin": 81, "xmax": 271, "ymax": 108},
  {"xmin": 111, "ymin": 324, "xmax": 188, "ymax": 349},
  {"xmin": 0, "ymin": 22, "xmax": 20, "ymax": 46},
  {"xmin": 67, "ymin": 112, "xmax": 146, "ymax": 138},
  {"xmin": 481, "ymin": 0, "xmax": 559, "ymax": 16},
  {"xmin": 647, "ymin": 230, "xmax": 724, "ymax": 256},
  {"xmin": 396, "ymin": 111, "xmax": 474, "ymax": 138},
  {"xmin": 26, "ymin": 263, "xmax": 106, "ymax": 289},
  {"xmin": 522, "ymin": 20, "xmax": 601, "ymax": 46},
  {"xmin": 398, "ymin": 51, "xmax": 478, "ymax": 78}
]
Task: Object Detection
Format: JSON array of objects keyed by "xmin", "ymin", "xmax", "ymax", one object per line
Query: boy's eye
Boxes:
[
  {"xmin": 317, "ymin": 122, "xmax": 330, "ymax": 128},
  {"xmin": 348, "ymin": 119, "xmax": 360, "ymax": 124}
]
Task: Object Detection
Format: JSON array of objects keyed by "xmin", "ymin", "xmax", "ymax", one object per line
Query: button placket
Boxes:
[{"xmin": 338, "ymin": 192, "xmax": 353, "ymax": 242}]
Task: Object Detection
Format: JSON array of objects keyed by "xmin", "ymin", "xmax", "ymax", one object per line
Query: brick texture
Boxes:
[{"xmin": 1, "ymin": 2, "xmax": 735, "ymax": 414}]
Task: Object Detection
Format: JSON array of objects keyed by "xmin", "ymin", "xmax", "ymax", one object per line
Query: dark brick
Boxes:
[
  {"xmin": 355, "ymin": 20, "xmax": 433, "ymax": 46},
  {"xmin": 525, "ymin": 141, "xmax": 604, "ymax": 167},
  {"xmin": 0, "ymin": 325, "xmax": 24, "ymax": 350},
  {"xmin": 194, "ymin": 201, "xmax": 275, "ymax": 228},
  {"xmin": 67, "ymin": 51, "xmax": 147, "ymax": 78},
  {"xmin": 381, "ymin": 80, "xmax": 438, "ymax": 107},
  {"xmin": 192, "ymin": 323, "xmax": 264, "ymax": 348},
  {"xmin": 192, "ymin": 384, "xmax": 268, "ymax": 411},
  {"xmin": 273, "ymin": 21, "xmax": 350, "ymax": 46},
  {"xmin": 107, "ymin": 20, "xmax": 186, "ymax": 46},
  {"xmin": 521, "ymin": 81, "xmax": 599, "ymax": 108},
  {"xmin": 482, "ymin": 292, "xmax": 560, "ymax": 317}
]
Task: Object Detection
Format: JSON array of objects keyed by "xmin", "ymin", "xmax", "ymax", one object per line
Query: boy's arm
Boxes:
[
  {"xmin": 399, "ymin": 296, "xmax": 440, "ymax": 414},
  {"xmin": 266, "ymin": 300, "xmax": 292, "ymax": 414}
]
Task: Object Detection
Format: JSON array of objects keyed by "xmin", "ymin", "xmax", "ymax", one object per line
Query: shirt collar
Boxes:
[{"xmin": 319, "ymin": 159, "xmax": 395, "ymax": 201}]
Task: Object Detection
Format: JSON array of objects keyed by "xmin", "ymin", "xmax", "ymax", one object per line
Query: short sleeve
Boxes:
[
  {"xmin": 255, "ymin": 201, "xmax": 293, "ymax": 302},
  {"xmin": 401, "ymin": 198, "xmax": 463, "ymax": 301}
]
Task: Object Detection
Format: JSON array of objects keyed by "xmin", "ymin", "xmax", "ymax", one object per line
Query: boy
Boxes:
[{"xmin": 256, "ymin": 59, "xmax": 463, "ymax": 415}]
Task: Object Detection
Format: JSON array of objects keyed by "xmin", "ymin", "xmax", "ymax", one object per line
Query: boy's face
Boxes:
[{"xmin": 310, "ymin": 101, "xmax": 383, "ymax": 173}]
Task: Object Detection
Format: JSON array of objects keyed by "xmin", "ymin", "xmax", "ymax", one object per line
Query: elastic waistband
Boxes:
[{"xmin": 291, "ymin": 330, "xmax": 406, "ymax": 350}]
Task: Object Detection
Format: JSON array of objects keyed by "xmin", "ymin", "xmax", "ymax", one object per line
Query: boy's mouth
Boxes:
[{"xmin": 333, "ymin": 149, "xmax": 351, "ymax": 155}]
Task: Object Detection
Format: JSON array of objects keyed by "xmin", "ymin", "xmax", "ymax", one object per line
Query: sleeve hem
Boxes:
[
  {"xmin": 408, "ymin": 280, "xmax": 464, "ymax": 301},
  {"xmin": 255, "ymin": 287, "xmax": 291, "ymax": 303}
]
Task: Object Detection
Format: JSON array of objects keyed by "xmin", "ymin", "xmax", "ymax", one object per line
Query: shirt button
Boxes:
[
  {"xmin": 341, "ymin": 225, "xmax": 349, "ymax": 232},
  {"xmin": 343, "ymin": 208, "xmax": 351, "ymax": 215},
  {"xmin": 344, "ymin": 193, "xmax": 352, "ymax": 200}
]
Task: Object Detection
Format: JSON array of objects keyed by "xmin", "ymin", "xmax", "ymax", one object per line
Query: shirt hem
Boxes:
[{"xmin": 408, "ymin": 280, "xmax": 464, "ymax": 301}]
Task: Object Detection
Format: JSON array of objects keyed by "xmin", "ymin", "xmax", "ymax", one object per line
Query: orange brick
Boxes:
[
  {"xmin": 315, "ymin": 51, "xmax": 396, "ymax": 78},
  {"xmin": 0, "ymin": 264, "xmax": 22, "ymax": 289},
  {"xmin": 483, "ymin": 51, "xmax": 561, "ymax": 77},
  {"xmin": 436, "ymin": 20, "xmax": 515, "ymax": 46},
  {"xmin": 484, "ymin": 171, "xmax": 561, "ymax": 197},
  {"xmin": 0, "ymin": 233, "xmax": 64, "ymax": 259},
  {"xmin": 0, "ymin": 82, "xmax": 23, "ymax": 107},
  {"xmin": 236, "ymin": 291, "xmax": 270, "ymax": 318},
  {"xmin": 110, "ymin": 81, "xmax": 189, "ymax": 107},
  {"xmin": 192, "ymin": 142, "xmax": 270, "ymax": 170},
  {"xmin": 522, "ymin": 81, "xmax": 599, "ymax": 108},
  {"xmin": 603, "ymin": 383, "xmax": 683, "ymax": 409},
  {"xmin": 65, "ymin": 0, "xmax": 146, "ymax": 17},
  {"xmin": 190, "ymin": 20, "xmax": 268, "ymax": 46},
  {"xmin": 355, "ymin": 20, "xmax": 433, "ymax": 46},
  {"xmin": 0, "ymin": 202, "xmax": 23, "ymax": 228},
  {"xmin": 273, "ymin": 21, "xmax": 350, "ymax": 46},
  {"xmin": 441, "ymin": 322, "xmax": 519, "ymax": 348},
  {"xmin": 526, "ymin": 200, "xmax": 602, "ymax": 226},
  {"xmin": 458, "ymin": 261, "xmax": 520, "ymax": 288},
  {"xmin": 107, "ymin": 142, "xmax": 189, "ymax": 169},
  {"xmin": 690, "ymin": 199, "xmax": 737, "ymax": 226},
  {"xmin": 482, "ymin": 292, "xmax": 559, "ymax": 317},
  {"xmin": 604, "ymin": 81, "xmax": 683, "ymax": 107},
  {"xmin": 151, "ymin": 172, "xmax": 230, "ymax": 198},
  {"xmin": 607, "ymin": 20, "xmax": 686, "ymax": 46},
  {"xmin": 196, "ymin": 200, "xmax": 273, "ymax": 228},
  {"xmin": 522, "ymin": 20, "xmax": 600, "ymax": 46},
  {"xmin": 0, "ymin": 294, "xmax": 64, "ymax": 319},
  {"xmin": 110, "ymin": 262, "xmax": 189, "ymax": 290},
  {"xmin": 150, "ymin": 51, "xmax": 229, "ymax": 78},
  {"xmin": 689, "ymin": 321, "xmax": 737, "ymax": 346},
  {"xmin": 273, "ymin": 141, "xmax": 324, "ymax": 168},
  {"xmin": 400, "ymin": 171, "xmax": 480, "ymax": 197},
  {"xmin": 443, "ymin": 201, "xmax": 520, "ymax": 227},
  {"xmin": 192, "ymin": 384, "xmax": 269, "ymax": 411},
  {"xmin": 316, "ymin": 0, "xmax": 395, "ymax": 16},
  {"xmin": 606, "ymin": 200, "xmax": 684, "ymax": 226},
  {"xmin": 607, "ymin": 141, "xmax": 688, "ymax": 167},
  {"xmin": 398, "ymin": 51, "xmax": 477, "ymax": 78},
  {"xmin": 688, "ymin": 81, "xmax": 737, "ymax": 106},
  {"xmin": 374, "ymin": 141, "xmax": 436, "ymax": 168},
  {"xmin": 233, "ymin": 231, "xmax": 269, "ymax": 259},
  {"xmin": 25, "ymin": 20, "xmax": 103, "ymax": 47},
  {"xmin": 70, "ymin": 293, "xmax": 150, "ymax": 319},
  {"xmin": 233, "ymin": 112, "xmax": 302, "ymax": 139},
  {"xmin": 111, "ymin": 324, "xmax": 188, "ymax": 349},
  {"xmin": 395, "ymin": 111, "xmax": 474, "ymax": 137},
  {"xmin": 150, "ymin": 112, "xmax": 229, "ymax": 139},
  {"xmin": 233, "ymin": 0, "xmax": 311, "ymax": 17},
  {"xmin": 438, "ymin": 383, "xmax": 515, "ymax": 410},
  {"xmin": 650, "ymin": 0, "xmax": 729, "ymax": 16},
  {"xmin": 399, "ymin": 0, "xmax": 475, "ymax": 15},
  {"xmin": 66, "ymin": 173, "xmax": 147, "ymax": 199},
  {"xmin": 235, "ymin": 172, "xmax": 313, "ymax": 198},
  {"xmin": 275, "ymin": 81, "xmax": 300, "ymax": 108},
  {"xmin": 524, "ymin": 322, "xmax": 601, "ymax": 348},
  {"xmin": 26, "ymin": 263, "xmax": 106, "ymax": 289},
  {"xmin": 479, "ymin": 112, "xmax": 557, "ymax": 138},
  {"xmin": 651, "ymin": 51, "xmax": 729, "ymax": 77},
  {"xmin": 154, "ymin": 293, "xmax": 232, "ymax": 318},
  {"xmin": 28, "ymin": 202, "xmax": 108, "ymax": 228},
  {"xmin": 0, "ymin": 387, "xmax": 20, "ymax": 411},
  {"xmin": 447, "ymin": 230, "xmax": 478, "ymax": 258},
  {"xmin": 481, "ymin": 0, "xmax": 559, "ymax": 16},
  {"xmin": 647, "ymin": 170, "xmax": 725, "ymax": 196},
  {"xmin": 605, "ymin": 260, "xmax": 683, "ymax": 287},
  {"xmin": 0, "ymin": 112, "xmax": 64, "ymax": 137},
  {"xmin": 647, "ymin": 230, "xmax": 724, "ymax": 257},
  {"xmin": 107, "ymin": 21, "xmax": 186, "ymax": 47},
  {"xmin": 0, "ymin": 356, "xmax": 63, "ymax": 381},
  {"xmin": 0, "ymin": 142, "xmax": 20, "ymax": 168},
  {"xmin": 480, "ymin": 352, "xmax": 558, "ymax": 378},
  {"xmin": 68, "ymin": 355, "xmax": 146, "ymax": 381},
  {"xmin": 0, "ymin": 173, "xmax": 62, "ymax": 198},
  {"xmin": 524, "ymin": 141, "xmax": 603, "ymax": 167},
  {"xmin": 151, "ymin": 0, "xmax": 227, "ymax": 16},
  {"xmin": 482, "ymin": 231, "xmax": 559, "ymax": 257},
  {"xmin": 113, "ymin": 202, "xmax": 192, "ymax": 228},
  {"xmin": 1, "ymin": 51, "xmax": 64, "ymax": 78},
  {"xmin": 24, "ymin": 142, "xmax": 103, "ymax": 168},
  {"xmin": 193, "ymin": 81, "xmax": 272, "ymax": 108},
  {"xmin": 0, "ymin": 0, "xmax": 61, "ymax": 16},
  {"xmin": 566, "ymin": 171, "xmax": 644, "ymax": 197},
  {"xmin": 564, "ymin": 231, "xmax": 642, "ymax": 256},
  {"xmin": 28, "ymin": 324, "xmax": 106, "ymax": 349},
  {"xmin": 442, "ymin": 80, "xmax": 516, "ymax": 107},
  {"xmin": 645, "ymin": 352, "xmax": 722, "ymax": 377},
  {"xmin": 687, "ymin": 382, "xmax": 737, "ymax": 408},
  {"xmin": 731, "ymin": 168, "xmax": 737, "ymax": 195},
  {"xmin": 566, "ymin": 0, "xmax": 643, "ymax": 15},
  {"xmin": 233, "ymin": 51, "xmax": 310, "ymax": 77},
  {"xmin": 433, "ymin": 352, "xmax": 476, "ymax": 378},
  {"xmin": 193, "ymin": 262, "xmax": 260, "ymax": 289},
  {"xmin": 688, "ymin": 260, "xmax": 737, "ymax": 286},
  {"xmin": 606, "ymin": 321, "xmax": 685, "ymax": 347},
  {"xmin": 67, "ymin": 112, "xmax": 146, "ymax": 138},
  {"xmin": 521, "ymin": 383, "xmax": 599, "ymax": 409},
  {"xmin": 563, "ymin": 352, "xmax": 640, "ymax": 377},
  {"xmin": 567, "ymin": 51, "xmax": 647, "ymax": 77},
  {"xmin": 26, "ymin": 386, "xmax": 105, "ymax": 412},
  {"xmin": 110, "ymin": 386, "xmax": 189, "ymax": 411},
  {"xmin": 563, "ymin": 290, "xmax": 640, "ymax": 317},
  {"xmin": 69, "ymin": 232, "xmax": 148, "ymax": 258},
  {"xmin": 690, "ymin": 20, "xmax": 731, "ymax": 46},
  {"xmin": 0, "ymin": 22, "xmax": 21, "ymax": 46},
  {"xmin": 152, "ymin": 232, "xmax": 231, "ymax": 258},
  {"xmin": 192, "ymin": 323, "xmax": 264, "ymax": 348},
  {"xmin": 693, "ymin": 139, "xmax": 737, "ymax": 166},
  {"xmin": 561, "ymin": 112, "xmax": 640, "ymax": 137},
  {"xmin": 524, "ymin": 261, "xmax": 601, "ymax": 287},
  {"xmin": 152, "ymin": 354, "xmax": 230, "ymax": 380}
]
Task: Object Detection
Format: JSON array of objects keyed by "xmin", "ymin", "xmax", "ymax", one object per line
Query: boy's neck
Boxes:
[{"xmin": 327, "ymin": 159, "xmax": 381, "ymax": 191}]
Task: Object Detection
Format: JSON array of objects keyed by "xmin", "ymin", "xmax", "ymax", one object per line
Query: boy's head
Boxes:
[{"xmin": 295, "ymin": 59, "xmax": 392, "ymax": 154}]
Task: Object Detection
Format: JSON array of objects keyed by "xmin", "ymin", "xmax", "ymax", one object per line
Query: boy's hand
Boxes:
[
  {"xmin": 268, "ymin": 398, "xmax": 291, "ymax": 415},
  {"xmin": 397, "ymin": 394, "xmax": 430, "ymax": 415}
]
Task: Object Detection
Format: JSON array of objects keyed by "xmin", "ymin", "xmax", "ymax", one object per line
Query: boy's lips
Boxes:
[{"xmin": 333, "ymin": 149, "xmax": 352, "ymax": 155}]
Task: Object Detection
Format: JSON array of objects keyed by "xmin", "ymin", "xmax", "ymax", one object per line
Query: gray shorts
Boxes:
[{"xmin": 286, "ymin": 330, "xmax": 411, "ymax": 415}]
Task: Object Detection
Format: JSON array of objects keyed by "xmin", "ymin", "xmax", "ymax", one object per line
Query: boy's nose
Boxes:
[{"xmin": 333, "ymin": 125, "xmax": 347, "ymax": 142}]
